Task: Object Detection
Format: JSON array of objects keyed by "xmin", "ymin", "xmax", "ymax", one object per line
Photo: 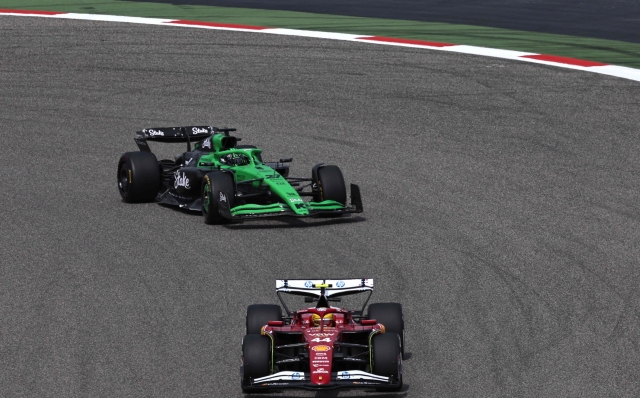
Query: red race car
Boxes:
[{"xmin": 241, "ymin": 279, "xmax": 404, "ymax": 392}]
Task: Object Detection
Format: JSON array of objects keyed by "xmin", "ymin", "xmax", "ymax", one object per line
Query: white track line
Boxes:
[{"xmin": 2, "ymin": 10, "xmax": 639, "ymax": 82}]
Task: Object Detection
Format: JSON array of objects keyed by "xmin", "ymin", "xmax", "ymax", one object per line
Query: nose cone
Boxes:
[
  {"xmin": 262, "ymin": 173, "xmax": 309, "ymax": 215},
  {"xmin": 304, "ymin": 328, "xmax": 339, "ymax": 385}
]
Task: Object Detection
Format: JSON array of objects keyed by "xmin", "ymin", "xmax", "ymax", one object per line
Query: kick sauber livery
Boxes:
[
  {"xmin": 241, "ymin": 279, "xmax": 404, "ymax": 392},
  {"xmin": 117, "ymin": 126, "xmax": 362, "ymax": 224}
]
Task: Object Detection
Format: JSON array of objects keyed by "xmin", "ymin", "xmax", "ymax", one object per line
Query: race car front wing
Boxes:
[
  {"xmin": 243, "ymin": 370, "xmax": 401, "ymax": 391},
  {"xmin": 219, "ymin": 184, "xmax": 363, "ymax": 220}
]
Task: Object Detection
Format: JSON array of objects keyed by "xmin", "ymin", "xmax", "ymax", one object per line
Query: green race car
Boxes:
[{"xmin": 117, "ymin": 126, "xmax": 363, "ymax": 224}]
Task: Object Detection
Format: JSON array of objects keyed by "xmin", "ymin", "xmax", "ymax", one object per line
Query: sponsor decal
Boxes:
[
  {"xmin": 311, "ymin": 337, "xmax": 331, "ymax": 343},
  {"xmin": 174, "ymin": 171, "xmax": 191, "ymax": 189},
  {"xmin": 202, "ymin": 137, "xmax": 212, "ymax": 149},
  {"xmin": 304, "ymin": 280, "xmax": 313, "ymax": 288},
  {"xmin": 219, "ymin": 192, "xmax": 227, "ymax": 202},
  {"xmin": 309, "ymin": 333, "xmax": 335, "ymax": 338},
  {"xmin": 341, "ymin": 371, "xmax": 350, "ymax": 379},
  {"xmin": 311, "ymin": 345, "xmax": 331, "ymax": 352},
  {"xmin": 184, "ymin": 158, "xmax": 192, "ymax": 165},
  {"xmin": 315, "ymin": 353, "xmax": 327, "ymax": 357},
  {"xmin": 289, "ymin": 198, "xmax": 302, "ymax": 203},
  {"xmin": 291, "ymin": 372, "xmax": 301, "ymax": 380},
  {"xmin": 316, "ymin": 307, "xmax": 327, "ymax": 312},
  {"xmin": 312, "ymin": 362, "xmax": 329, "ymax": 366},
  {"xmin": 314, "ymin": 368, "xmax": 329, "ymax": 374},
  {"xmin": 147, "ymin": 129, "xmax": 164, "ymax": 137},
  {"xmin": 336, "ymin": 280, "xmax": 345, "ymax": 288},
  {"xmin": 192, "ymin": 127, "xmax": 208, "ymax": 134}
]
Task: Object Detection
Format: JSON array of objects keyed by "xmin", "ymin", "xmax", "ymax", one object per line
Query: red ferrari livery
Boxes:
[{"xmin": 241, "ymin": 279, "xmax": 404, "ymax": 392}]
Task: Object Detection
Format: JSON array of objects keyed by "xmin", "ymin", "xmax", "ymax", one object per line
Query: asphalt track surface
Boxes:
[
  {"xmin": 136, "ymin": 0, "xmax": 640, "ymax": 44},
  {"xmin": 1, "ymin": 16, "xmax": 640, "ymax": 398}
]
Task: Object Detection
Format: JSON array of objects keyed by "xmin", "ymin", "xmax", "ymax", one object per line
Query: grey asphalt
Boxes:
[
  {"xmin": 136, "ymin": 0, "xmax": 640, "ymax": 44},
  {"xmin": 1, "ymin": 16, "xmax": 640, "ymax": 397}
]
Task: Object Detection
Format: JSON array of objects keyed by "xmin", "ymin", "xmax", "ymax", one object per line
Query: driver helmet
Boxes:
[
  {"xmin": 220, "ymin": 153, "xmax": 250, "ymax": 166},
  {"xmin": 311, "ymin": 313, "xmax": 335, "ymax": 327}
]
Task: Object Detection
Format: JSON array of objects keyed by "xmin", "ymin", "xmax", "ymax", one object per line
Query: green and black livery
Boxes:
[{"xmin": 117, "ymin": 126, "xmax": 363, "ymax": 224}]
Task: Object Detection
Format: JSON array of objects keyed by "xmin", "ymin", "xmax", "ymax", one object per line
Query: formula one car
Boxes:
[
  {"xmin": 117, "ymin": 126, "xmax": 363, "ymax": 223},
  {"xmin": 241, "ymin": 279, "xmax": 404, "ymax": 392}
]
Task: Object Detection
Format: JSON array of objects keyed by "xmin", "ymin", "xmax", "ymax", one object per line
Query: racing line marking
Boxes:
[{"xmin": 1, "ymin": 9, "xmax": 640, "ymax": 82}]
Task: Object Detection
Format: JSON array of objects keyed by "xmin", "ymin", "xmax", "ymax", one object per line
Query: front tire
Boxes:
[
  {"xmin": 246, "ymin": 304, "xmax": 282, "ymax": 335},
  {"xmin": 313, "ymin": 165, "xmax": 347, "ymax": 205},
  {"xmin": 202, "ymin": 171, "xmax": 235, "ymax": 225},
  {"xmin": 372, "ymin": 333, "xmax": 403, "ymax": 391},
  {"xmin": 242, "ymin": 334, "xmax": 271, "ymax": 392},
  {"xmin": 367, "ymin": 303, "xmax": 405, "ymax": 359},
  {"xmin": 117, "ymin": 152, "xmax": 160, "ymax": 202}
]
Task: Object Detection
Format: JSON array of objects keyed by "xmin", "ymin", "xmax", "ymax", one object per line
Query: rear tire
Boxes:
[
  {"xmin": 314, "ymin": 165, "xmax": 347, "ymax": 205},
  {"xmin": 117, "ymin": 152, "xmax": 160, "ymax": 202},
  {"xmin": 246, "ymin": 304, "xmax": 282, "ymax": 335},
  {"xmin": 367, "ymin": 303, "xmax": 405, "ymax": 359},
  {"xmin": 202, "ymin": 171, "xmax": 235, "ymax": 225},
  {"xmin": 242, "ymin": 334, "xmax": 271, "ymax": 392},
  {"xmin": 372, "ymin": 333, "xmax": 402, "ymax": 391}
]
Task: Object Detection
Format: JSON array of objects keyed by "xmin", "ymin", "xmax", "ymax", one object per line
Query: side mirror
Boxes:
[{"xmin": 279, "ymin": 158, "xmax": 293, "ymax": 163}]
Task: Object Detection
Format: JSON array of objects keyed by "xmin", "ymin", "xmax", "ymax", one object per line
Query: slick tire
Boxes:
[
  {"xmin": 236, "ymin": 144, "xmax": 263, "ymax": 163},
  {"xmin": 241, "ymin": 334, "xmax": 271, "ymax": 392},
  {"xmin": 367, "ymin": 302, "xmax": 405, "ymax": 359},
  {"xmin": 202, "ymin": 171, "xmax": 235, "ymax": 225},
  {"xmin": 313, "ymin": 165, "xmax": 347, "ymax": 205},
  {"xmin": 372, "ymin": 332, "xmax": 403, "ymax": 391},
  {"xmin": 117, "ymin": 152, "xmax": 161, "ymax": 203},
  {"xmin": 246, "ymin": 304, "xmax": 283, "ymax": 335}
]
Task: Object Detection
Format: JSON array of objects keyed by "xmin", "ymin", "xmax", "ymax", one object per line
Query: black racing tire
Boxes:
[
  {"xmin": 246, "ymin": 304, "xmax": 283, "ymax": 335},
  {"xmin": 242, "ymin": 334, "xmax": 271, "ymax": 392},
  {"xmin": 201, "ymin": 171, "xmax": 235, "ymax": 225},
  {"xmin": 314, "ymin": 165, "xmax": 347, "ymax": 205},
  {"xmin": 367, "ymin": 302, "xmax": 405, "ymax": 359},
  {"xmin": 117, "ymin": 151, "xmax": 161, "ymax": 203},
  {"xmin": 236, "ymin": 144, "xmax": 263, "ymax": 163},
  {"xmin": 372, "ymin": 333, "xmax": 403, "ymax": 391}
]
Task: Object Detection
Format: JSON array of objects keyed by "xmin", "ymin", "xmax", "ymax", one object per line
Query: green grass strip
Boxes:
[{"xmin": 3, "ymin": 0, "xmax": 640, "ymax": 69}]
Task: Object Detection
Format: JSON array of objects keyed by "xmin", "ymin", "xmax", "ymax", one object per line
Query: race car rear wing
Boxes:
[
  {"xmin": 277, "ymin": 279, "xmax": 373, "ymax": 298},
  {"xmin": 276, "ymin": 279, "xmax": 373, "ymax": 315},
  {"xmin": 134, "ymin": 126, "xmax": 237, "ymax": 152}
]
